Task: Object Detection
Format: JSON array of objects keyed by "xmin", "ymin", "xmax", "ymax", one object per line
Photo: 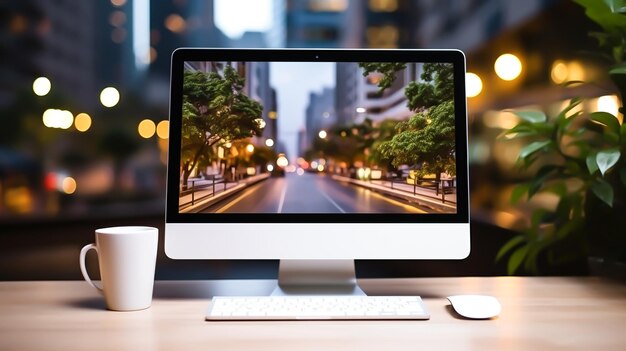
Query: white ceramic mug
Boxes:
[{"xmin": 79, "ymin": 226, "xmax": 158, "ymax": 311}]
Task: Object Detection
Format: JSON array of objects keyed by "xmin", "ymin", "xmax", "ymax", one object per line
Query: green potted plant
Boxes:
[{"xmin": 497, "ymin": 0, "xmax": 626, "ymax": 275}]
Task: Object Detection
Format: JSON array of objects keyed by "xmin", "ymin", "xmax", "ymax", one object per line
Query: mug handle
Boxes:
[{"xmin": 79, "ymin": 244, "xmax": 104, "ymax": 295}]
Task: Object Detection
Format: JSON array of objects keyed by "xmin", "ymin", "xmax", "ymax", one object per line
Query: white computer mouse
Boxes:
[{"xmin": 447, "ymin": 295, "xmax": 501, "ymax": 319}]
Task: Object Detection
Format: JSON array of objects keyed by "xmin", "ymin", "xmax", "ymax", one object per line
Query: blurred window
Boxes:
[
  {"xmin": 366, "ymin": 25, "xmax": 399, "ymax": 48},
  {"xmin": 368, "ymin": 0, "xmax": 398, "ymax": 12},
  {"xmin": 307, "ymin": 0, "xmax": 348, "ymax": 12},
  {"xmin": 298, "ymin": 27, "xmax": 339, "ymax": 42}
]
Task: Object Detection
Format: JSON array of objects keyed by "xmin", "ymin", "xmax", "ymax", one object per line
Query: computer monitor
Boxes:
[{"xmin": 165, "ymin": 49, "xmax": 470, "ymax": 295}]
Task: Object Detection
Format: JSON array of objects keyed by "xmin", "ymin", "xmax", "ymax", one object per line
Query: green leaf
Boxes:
[
  {"xmin": 524, "ymin": 239, "xmax": 554, "ymax": 274},
  {"xmin": 545, "ymin": 181, "xmax": 567, "ymax": 197},
  {"xmin": 519, "ymin": 140, "xmax": 552, "ymax": 159},
  {"xmin": 554, "ymin": 218, "xmax": 584, "ymax": 240},
  {"xmin": 558, "ymin": 97, "xmax": 583, "ymax": 121},
  {"xmin": 563, "ymin": 80, "xmax": 585, "ymax": 87},
  {"xmin": 510, "ymin": 183, "xmax": 530, "ymax": 204},
  {"xmin": 596, "ymin": 148, "xmax": 621, "ymax": 175},
  {"xmin": 609, "ymin": 63, "xmax": 626, "ymax": 75},
  {"xmin": 558, "ymin": 113, "xmax": 577, "ymax": 134},
  {"xmin": 528, "ymin": 165, "xmax": 559, "ymax": 198},
  {"xmin": 512, "ymin": 111, "xmax": 547, "ymax": 124},
  {"xmin": 620, "ymin": 167, "xmax": 626, "ymax": 186},
  {"xmin": 565, "ymin": 161, "xmax": 581, "ymax": 174},
  {"xmin": 591, "ymin": 178, "xmax": 614, "ymax": 207},
  {"xmin": 531, "ymin": 208, "xmax": 549, "ymax": 230},
  {"xmin": 501, "ymin": 124, "xmax": 539, "ymax": 139},
  {"xmin": 574, "ymin": 0, "xmax": 626, "ymax": 31},
  {"xmin": 590, "ymin": 112, "xmax": 621, "ymax": 136},
  {"xmin": 604, "ymin": 131, "xmax": 621, "ymax": 145},
  {"xmin": 508, "ymin": 245, "xmax": 529, "ymax": 275},
  {"xmin": 589, "ymin": 31, "xmax": 611, "ymax": 46},
  {"xmin": 603, "ymin": 0, "xmax": 625, "ymax": 12},
  {"xmin": 496, "ymin": 235, "xmax": 525, "ymax": 262},
  {"xmin": 586, "ymin": 153, "xmax": 599, "ymax": 174}
]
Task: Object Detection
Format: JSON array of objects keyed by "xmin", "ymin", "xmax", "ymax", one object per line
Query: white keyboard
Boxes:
[{"xmin": 206, "ymin": 296, "xmax": 430, "ymax": 320}]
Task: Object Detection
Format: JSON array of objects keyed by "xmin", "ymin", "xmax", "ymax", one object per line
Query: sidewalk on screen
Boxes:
[
  {"xmin": 179, "ymin": 173, "xmax": 270, "ymax": 213},
  {"xmin": 331, "ymin": 175, "xmax": 457, "ymax": 213}
]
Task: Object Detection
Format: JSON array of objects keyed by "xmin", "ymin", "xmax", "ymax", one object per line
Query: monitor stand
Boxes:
[{"xmin": 271, "ymin": 259, "xmax": 366, "ymax": 296}]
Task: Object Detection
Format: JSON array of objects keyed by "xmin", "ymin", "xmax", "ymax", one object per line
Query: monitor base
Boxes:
[{"xmin": 271, "ymin": 259, "xmax": 366, "ymax": 296}]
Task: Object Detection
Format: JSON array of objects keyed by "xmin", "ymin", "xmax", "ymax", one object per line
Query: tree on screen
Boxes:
[
  {"xmin": 181, "ymin": 65, "xmax": 263, "ymax": 189},
  {"xmin": 359, "ymin": 62, "xmax": 456, "ymax": 181}
]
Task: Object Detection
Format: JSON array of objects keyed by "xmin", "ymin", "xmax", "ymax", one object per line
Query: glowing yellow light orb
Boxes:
[
  {"xmin": 465, "ymin": 72, "xmax": 483, "ymax": 98},
  {"xmin": 156, "ymin": 120, "xmax": 169, "ymax": 139},
  {"xmin": 494, "ymin": 53, "xmax": 522, "ymax": 81},
  {"xmin": 62, "ymin": 177, "xmax": 77, "ymax": 194},
  {"xmin": 74, "ymin": 113, "xmax": 92, "ymax": 132},
  {"xmin": 138, "ymin": 119, "xmax": 156, "ymax": 138}
]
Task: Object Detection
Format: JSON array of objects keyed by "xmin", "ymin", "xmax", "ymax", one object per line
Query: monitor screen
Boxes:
[{"xmin": 165, "ymin": 49, "xmax": 469, "ymax": 260}]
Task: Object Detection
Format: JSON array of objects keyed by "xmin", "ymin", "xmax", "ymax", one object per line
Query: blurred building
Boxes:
[
  {"xmin": 285, "ymin": 0, "xmax": 419, "ymax": 48},
  {"xmin": 304, "ymin": 87, "xmax": 335, "ymax": 150},
  {"xmin": 95, "ymin": 0, "xmax": 147, "ymax": 93},
  {"xmin": 414, "ymin": 0, "xmax": 553, "ymax": 51},
  {"xmin": 286, "ymin": 0, "xmax": 360, "ymax": 47},
  {"xmin": 246, "ymin": 62, "xmax": 278, "ymax": 148},
  {"xmin": 150, "ymin": 1, "xmax": 229, "ymax": 75},
  {"xmin": 335, "ymin": 62, "xmax": 422, "ymax": 125},
  {"xmin": 147, "ymin": 0, "xmax": 230, "ymax": 108},
  {"xmin": 266, "ymin": 0, "xmax": 287, "ymax": 47},
  {"xmin": 0, "ymin": 1, "xmax": 96, "ymax": 108}
]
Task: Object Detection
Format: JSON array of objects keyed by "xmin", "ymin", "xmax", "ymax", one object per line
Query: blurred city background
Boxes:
[{"xmin": 0, "ymin": 0, "xmax": 621, "ymax": 278}]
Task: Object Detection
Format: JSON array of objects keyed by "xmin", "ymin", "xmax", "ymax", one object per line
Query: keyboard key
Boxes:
[{"xmin": 206, "ymin": 296, "xmax": 430, "ymax": 321}]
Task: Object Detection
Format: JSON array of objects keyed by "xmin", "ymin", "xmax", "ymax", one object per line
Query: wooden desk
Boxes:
[{"xmin": 1, "ymin": 277, "xmax": 625, "ymax": 351}]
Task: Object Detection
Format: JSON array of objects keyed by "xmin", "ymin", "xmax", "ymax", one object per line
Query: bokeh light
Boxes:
[
  {"xmin": 318, "ymin": 130, "xmax": 327, "ymax": 139},
  {"xmin": 74, "ymin": 113, "xmax": 92, "ymax": 132},
  {"xmin": 255, "ymin": 118, "xmax": 266, "ymax": 129},
  {"xmin": 138, "ymin": 119, "xmax": 156, "ymax": 138},
  {"xmin": 597, "ymin": 95, "xmax": 620, "ymax": 117},
  {"xmin": 276, "ymin": 155, "xmax": 289, "ymax": 167},
  {"xmin": 165, "ymin": 14, "xmax": 186, "ymax": 33},
  {"xmin": 42, "ymin": 109, "xmax": 74, "ymax": 129},
  {"xmin": 265, "ymin": 138, "xmax": 274, "ymax": 147},
  {"xmin": 246, "ymin": 144, "xmax": 254, "ymax": 153},
  {"xmin": 156, "ymin": 120, "xmax": 169, "ymax": 139},
  {"xmin": 550, "ymin": 60, "xmax": 568, "ymax": 84},
  {"xmin": 566, "ymin": 61, "xmax": 585, "ymax": 82},
  {"xmin": 99, "ymin": 87, "xmax": 120, "ymax": 107},
  {"xmin": 33, "ymin": 77, "xmax": 51, "ymax": 96},
  {"xmin": 62, "ymin": 177, "xmax": 77, "ymax": 194},
  {"xmin": 494, "ymin": 53, "xmax": 522, "ymax": 81},
  {"xmin": 466, "ymin": 72, "xmax": 483, "ymax": 98}
]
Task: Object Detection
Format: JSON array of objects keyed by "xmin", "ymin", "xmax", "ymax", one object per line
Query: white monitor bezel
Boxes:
[{"xmin": 165, "ymin": 49, "xmax": 470, "ymax": 261}]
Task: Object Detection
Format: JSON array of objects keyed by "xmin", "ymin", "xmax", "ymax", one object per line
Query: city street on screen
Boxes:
[{"xmin": 178, "ymin": 61, "xmax": 457, "ymax": 214}]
